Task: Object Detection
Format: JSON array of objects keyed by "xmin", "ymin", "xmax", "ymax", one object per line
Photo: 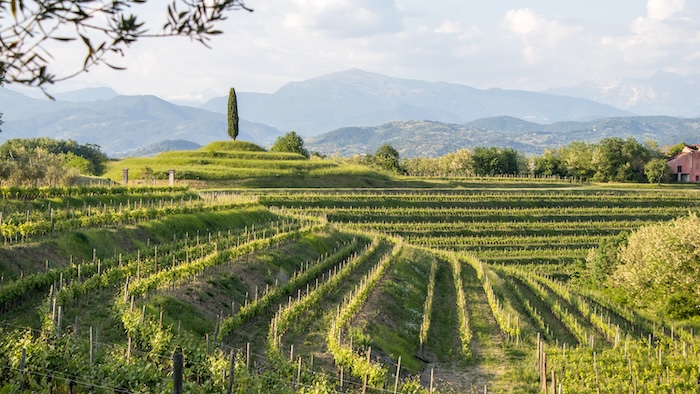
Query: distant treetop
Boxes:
[{"xmin": 270, "ymin": 132, "xmax": 309, "ymax": 158}]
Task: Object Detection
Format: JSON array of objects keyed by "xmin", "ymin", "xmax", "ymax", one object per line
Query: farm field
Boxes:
[{"xmin": 0, "ymin": 180, "xmax": 699, "ymax": 393}]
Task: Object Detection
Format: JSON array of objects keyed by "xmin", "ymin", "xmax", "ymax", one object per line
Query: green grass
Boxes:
[
  {"xmin": 363, "ymin": 247, "xmax": 433, "ymax": 373},
  {"xmin": 200, "ymin": 140, "xmax": 268, "ymax": 152},
  {"xmin": 426, "ymin": 259, "xmax": 464, "ymax": 365},
  {"xmin": 0, "ymin": 207, "xmax": 278, "ymax": 280},
  {"xmin": 147, "ymin": 295, "xmax": 215, "ymax": 337}
]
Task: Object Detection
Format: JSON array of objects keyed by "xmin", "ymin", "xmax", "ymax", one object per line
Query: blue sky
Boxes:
[{"xmin": 34, "ymin": 0, "xmax": 700, "ymax": 102}]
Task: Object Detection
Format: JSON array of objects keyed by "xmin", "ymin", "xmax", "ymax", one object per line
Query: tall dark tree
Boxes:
[
  {"xmin": 227, "ymin": 87, "xmax": 239, "ymax": 140},
  {"xmin": 0, "ymin": 1, "xmax": 252, "ymax": 91}
]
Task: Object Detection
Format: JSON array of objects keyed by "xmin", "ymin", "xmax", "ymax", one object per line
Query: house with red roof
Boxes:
[{"xmin": 668, "ymin": 144, "xmax": 700, "ymax": 182}]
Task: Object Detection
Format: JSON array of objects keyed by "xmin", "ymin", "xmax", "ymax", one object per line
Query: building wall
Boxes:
[{"xmin": 668, "ymin": 151, "xmax": 700, "ymax": 182}]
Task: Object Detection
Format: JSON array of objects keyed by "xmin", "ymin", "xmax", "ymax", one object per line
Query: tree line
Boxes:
[
  {"xmin": 0, "ymin": 138, "xmax": 108, "ymax": 187},
  {"xmin": 364, "ymin": 137, "xmax": 677, "ymax": 183}
]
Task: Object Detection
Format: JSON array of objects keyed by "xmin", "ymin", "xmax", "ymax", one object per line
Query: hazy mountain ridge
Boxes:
[
  {"xmin": 2, "ymin": 69, "xmax": 700, "ymax": 158},
  {"xmin": 0, "ymin": 89, "xmax": 284, "ymax": 156},
  {"xmin": 307, "ymin": 117, "xmax": 700, "ymax": 158},
  {"xmin": 113, "ymin": 139, "xmax": 202, "ymax": 158},
  {"xmin": 546, "ymin": 72, "xmax": 700, "ymax": 117},
  {"xmin": 201, "ymin": 69, "xmax": 632, "ymax": 136}
]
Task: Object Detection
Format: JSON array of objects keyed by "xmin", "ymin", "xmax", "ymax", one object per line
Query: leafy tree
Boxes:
[
  {"xmin": 0, "ymin": 146, "xmax": 80, "ymax": 186},
  {"xmin": 227, "ymin": 87, "xmax": 239, "ymax": 140},
  {"xmin": 141, "ymin": 166, "xmax": 154, "ymax": 181},
  {"xmin": 668, "ymin": 142, "xmax": 687, "ymax": 157},
  {"xmin": 585, "ymin": 232, "xmax": 628, "ymax": 287},
  {"xmin": 613, "ymin": 213, "xmax": 700, "ymax": 317},
  {"xmin": 471, "ymin": 147, "xmax": 520, "ymax": 176},
  {"xmin": 559, "ymin": 141, "xmax": 595, "ymax": 180},
  {"xmin": 533, "ymin": 148, "xmax": 565, "ymax": 177},
  {"xmin": 440, "ymin": 148, "xmax": 472, "ymax": 176},
  {"xmin": 372, "ymin": 144, "xmax": 402, "ymax": 173},
  {"xmin": 0, "ymin": 1, "xmax": 252, "ymax": 90},
  {"xmin": 63, "ymin": 152, "xmax": 93, "ymax": 174},
  {"xmin": 270, "ymin": 131, "xmax": 309, "ymax": 158},
  {"xmin": 0, "ymin": 138, "xmax": 107, "ymax": 175},
  {"xmin": 644, "ymin": 158, "xmax": 670, "ymax": 184},
  {"xmin": 403, "ymin": 148, "xmax": 471, "ymax": 177},
  {"xmin": 541, "ymin": 138, "xmax": 662, "ymax": 182},
  {"xmin": 592, "ymin": 137, "xmax": 654, "ymax": 182}
]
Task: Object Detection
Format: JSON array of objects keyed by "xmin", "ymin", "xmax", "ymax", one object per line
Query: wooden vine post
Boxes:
[{"xmin": 173, "ymin": 353, "xmax": 184, "ymax": 394}]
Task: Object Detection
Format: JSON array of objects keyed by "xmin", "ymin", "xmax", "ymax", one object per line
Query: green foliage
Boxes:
[
  {"xmin": 585, "ymin": 231, "xmax": 628, "ymax": 287},
  {"xmin": 201, "ymin": 140, "xmax": 266, "ymax": 152},
  {"xmin": 140, "ymin": 166, "xmax": 154, "ymax": 181},
  {"xmin": 592, "ymin": 137, "xmax": 653, "ymax": 182},
  {"xmin": 227, "ymin": 87, "xmax": 239, "ymax": 140},
  {"xmin": 666, "ymin": 292, "xmax": 698, "ymax": 319},
  {"xmin": 0, "ymin": 137, "xmax": 107, "ymax": 175},
  {"xmin": 559, "ymin": 140, "xmax": 596, "ymax": 180},
  {"xmin": 0, "ymin": 147, "xmax": 80, "ymax": 187},
  {"xmin": 403, "ymin": 148, "xmax": 472, "ymax": 177},
  {"xmin": 270, "ymin": 131, "xmax": 309, "ymax": 158},
  {"xmin": 533, "ymin": 148, "xmax": 564, "ymax": 177},
  {"xmin": 667, "ymin": 142, "xmax": 687, "ymax": 157},
  {"xmin": 471, "ymin": 146, "xmax": 523, "ymax": 176},
  {"xmin": 613, "ymin": 213, "xmax": 700, "ymax": 316},
  {"xmin": 62, "ymin": 152, "xmax": 92, "ymax": 174},
  {"xmin": 534, "ymin": 137, "xmax": 663, "ymax": 182},
  {"xmin": 644, "ymin": 157, "xmax": 671, "ymax": 184},
  {"xmin": 372, "ymin": 144, "xmax": 403, "ymax": 173}
]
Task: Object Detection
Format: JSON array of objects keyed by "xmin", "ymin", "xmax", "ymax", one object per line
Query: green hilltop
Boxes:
[{"xmin": 106, "ymin": 140, "xmax": 413, "ymax": 188}]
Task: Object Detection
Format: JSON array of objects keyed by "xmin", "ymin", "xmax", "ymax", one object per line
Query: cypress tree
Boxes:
[{"xmin": 227, "ymin": 87, "xmax": 239, "ymax": 140}]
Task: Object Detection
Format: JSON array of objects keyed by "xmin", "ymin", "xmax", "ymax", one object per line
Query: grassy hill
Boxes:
[{"xmin": 105, "ymin": 140, "xmax": 430, "ymax": 188}]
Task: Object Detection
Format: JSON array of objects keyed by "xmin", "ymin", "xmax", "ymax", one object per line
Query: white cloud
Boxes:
[
  {"xmin": 435, "ymin": 20, "xmax": 461, "ymax": 35},
  {"xmin": 38, "ymin": 1, "xmax": 700, "ymax": 100},
  {"xmin": 501, "ymin": 9, "xmax": 581, "ymax": 65},
  {"xmin": 647, "ymin": 0, "xmax": 685, "ymax": 20},
  {"xmin": 502, "ymin": 8, "xmax": 542, "ymax": 36},
  {"xmin": 434, "ymin": 20, "xmax": 482, "ymax": 41},
  {"xmin": 599, "ymin": 0, "xmax": 696, "ymax": 73},
  {"xmin": 282, "ymin": 0, "xmax": 403, "ymax": 38}
]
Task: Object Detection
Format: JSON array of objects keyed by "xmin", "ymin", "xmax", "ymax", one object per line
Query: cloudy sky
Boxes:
[{"xmin": 33, "ymin": 0, "xmax": 700, "ymax": 102}]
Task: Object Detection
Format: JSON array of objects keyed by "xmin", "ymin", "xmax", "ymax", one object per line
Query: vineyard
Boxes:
[{"xmin": 1, "ymin": 180, "xmax": 699, "ymax": 393}]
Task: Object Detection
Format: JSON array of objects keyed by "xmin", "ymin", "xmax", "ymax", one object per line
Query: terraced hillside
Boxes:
[
  {"xmin": 1, "ymin": 182, "xmax": 699, "ymax": 393},
  {"xmin": 105, "ymin": 141, "xmax": 401, "ymax": 188}
]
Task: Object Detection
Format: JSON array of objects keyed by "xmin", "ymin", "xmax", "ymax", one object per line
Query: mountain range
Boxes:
[
  {"xmin": 307, "ymin": 117, "xmax": 700, "ymax": 158},
  {"xmin": 546, "ymin": 72, "xmax": 700, "ymax": 118},
  {"xmin": 1, "ymin": 68, "xmax": 699, "ymax": 157},
  {"xmin": 201, "ymin": 69, "xmax": 631, "ymax": 135},
  {"xmin": 0, "ymin": 88, "xmax": 282, "ymax": 157}
]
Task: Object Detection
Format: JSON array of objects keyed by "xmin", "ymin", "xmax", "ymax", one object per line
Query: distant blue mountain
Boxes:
[
  {"xmin": 202, "ymin": 68, "xmax": 633, "ymax": 136},
  {"xmin": 3, "ymin": 69, "xmax": 699, "ymax": 159},
  {"xmin": 54, "ymin": 87, "xmax": 119, "ymax": 102},
  {"xmin": 307, "ymin": 116, "xmax": 700, "ymax": 157},
  {"xmin": 0, "ymin": 89, "xmax": 283, "ymax": 156}
]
